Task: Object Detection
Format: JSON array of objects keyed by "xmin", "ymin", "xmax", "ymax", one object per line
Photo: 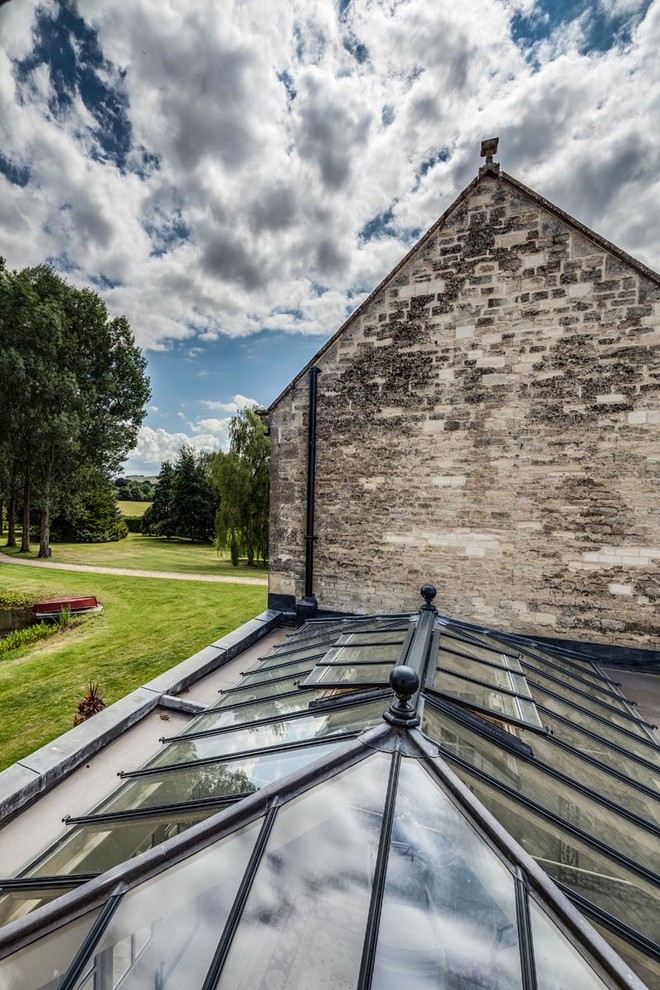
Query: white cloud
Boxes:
[{"xmin": 0, "ymin": 0, "xmax": 658, "ymax": 361}]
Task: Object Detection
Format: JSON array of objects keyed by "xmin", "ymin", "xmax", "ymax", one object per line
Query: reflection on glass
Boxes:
[
  {"xmin": 0, "ymin": 909, "xmax": 100, "ymax": 990},
  {"xmin": 216, "ymin": 675, "xmax": 312, "ymax": 706},
  {"xmin": 438, "ymin": 649, "xmax": 528, "ymax": 695},
  {"xmin": 0, "ymin": 886, "xmax": 79, "ymax": 928},
  {"xmin": 532, "ymin": 687, "xmax": 659, "ymax": 763},
  {"xmin": 372, "ymin": 760, "xmax": 522, "ymax": 990},
  {"xmin": 421, "ymin": 708, "xmax": 660, "ymax": 872},
  {"xmin": 69, "ymin": 821, "xmax": 259, "ymax": 990},
  {"xmin": 302, "ymin": 663, "xmax": 394, "ymax": 687},
  {"xmin": 198, "ymin": 692, "xmax": 313, "ymax": 727},
  {"xmin": 97, "ymin": 741, "xmax": 343, "ymax": 814},
  {"xmin": 237, "ymin": 658, "xmax": 316, "ymax": 686},
  {"xmin": 153, "ymin": 700, "xmax": 385, "ymax": 768},
  {"xmin": 323, "ymin": 643, "xmax": 404, "ymax": 663},
  {"xmin": 529, "ymin": 899, "xmax": 608, "ymax": 990},
  {"xmin": 26, "ymin": 809, "xmax": 213, "ymax": 878},
  {"xmin": 589, "ymin": 917, "xmax": 660, "ymax": 990},
  {"xmin": 540, "ymin": 712, "xmax": 660, "ymax": 801},
  {"xmin": 434, "ymin": 670, "xmax": 532, "ymax": 724},
  {"xmin": 337, "ymin": 631, "xmax": 407, "ymax": 646},
  {"xmin": 447, "ymin": 764, "xmax": 660, "ymax": 945},
  {"xmin": 215, "ymin": 754, "xmax": 391, "ymax": 990}
]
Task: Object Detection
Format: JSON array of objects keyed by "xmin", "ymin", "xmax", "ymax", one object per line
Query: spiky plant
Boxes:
[{"xmin": 74, "ymin": 682, "xmax": 106, "ymax": 726}]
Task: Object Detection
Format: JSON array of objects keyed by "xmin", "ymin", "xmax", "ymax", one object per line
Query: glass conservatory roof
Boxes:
[{"xmin": 0, "ymin": 587, "xmax": 658, "ymax": 990}]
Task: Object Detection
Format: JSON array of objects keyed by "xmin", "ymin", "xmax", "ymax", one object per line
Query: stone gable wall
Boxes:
[{"xmin": 268, "ymin": 172, "xmax": 660, "ymax": 647}]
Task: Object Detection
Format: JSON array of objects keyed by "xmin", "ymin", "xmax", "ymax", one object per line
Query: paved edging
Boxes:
[
  {"xmin": 0, "ymin": 552, "xmax": 268, "ymax": 585},
  {"xmin": 0, "ymin": 609, "xmax": 283, "ymax": 822}
]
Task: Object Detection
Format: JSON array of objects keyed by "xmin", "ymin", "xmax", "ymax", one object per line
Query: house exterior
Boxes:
[{"xmin": 265, "ymin": 144, "xmax": 660, "ymax": 650}]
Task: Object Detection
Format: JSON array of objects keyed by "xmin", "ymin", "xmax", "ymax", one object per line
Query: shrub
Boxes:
[
  {"xmin": 124, "ymin": 516, "xmax": 143, "ymax": 533},
  {"xmin": 74, "ymin": 682, "xmax": 106, "ymax": 726}
]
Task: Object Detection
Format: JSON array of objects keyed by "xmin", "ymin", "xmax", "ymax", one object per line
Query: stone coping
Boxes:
[{"xmin": 0, "ymin": 610, "xmax": 282, "ymax": 823}]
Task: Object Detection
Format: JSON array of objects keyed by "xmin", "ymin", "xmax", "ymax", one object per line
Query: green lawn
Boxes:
[
  {"xmin": 2, "ymin": 532, "xmax": 268, "ymax": 579},
  {"xmin": 0, "ymin": 567, "xmax": 267, "ymax": 770},
  {"xmin": 117, "ymin": 500, "xmax": 152, "ymax": 517}
]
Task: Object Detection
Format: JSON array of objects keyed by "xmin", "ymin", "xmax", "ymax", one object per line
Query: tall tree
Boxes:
[
  {"xmin": 0, "ymin": 261, "xmax": 150, "ymax": 557},
  {"xmin": 142, "ymin": 460, "xmax": 175, "ymax": 536},
  {"xmin": 211, "ymin": 407, "xmax": 270, "ymax": 566},
  {"xmin": 169, "ymin": 446, "xmax": 216, "ymax": 542}
]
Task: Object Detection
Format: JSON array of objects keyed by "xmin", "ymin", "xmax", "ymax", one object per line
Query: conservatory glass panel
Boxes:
[
  {"xmin": 152, "ymin": 701, "xmax": 385, "ymax": 768},
  {"xmin": 236, "ymin": 658, "xmax": 316, "ymax": 686},
  {"xmin": 301, "ymin": 663, "xmax": 394, "ymax": 688},
  {"xmin": 525, "ymin": 667, "xmax": 654, "ymax": 740},
  {"xmin": 254, "ymin": 645, "xmax": 329, "ymax": 667},
  {"xmin": 589, "ymin": 918, "xmax": 660, "ymax": 990},
  {"xmin": 321, "ymin": 643, "xmax": 404, "ymax": 664},
  {"xmin": 532, "ymin": 687, "xmax": 659, "ymax": 763},
  {"xmin": 215, "ymin": 675, "xmax": 313, "ymax": 705},
  {"xmin": 214, "ymin": 753, "xmax": 391, "ymax": 990},
  {"xmin": 433, "ymin": 670, "xmax": 541, "ymax": 726},
  {"xmin": 439, "ymin": 632, "xmax": 521, "ymax": 666},
  {"xmin": 529, "ymin": 899, "xmax": 609, "ymax": 990},
  {"xmin": 437, "ymin": 649, "xmax": 530, "ymax": 697},
  {"xmin": 97, "ymin": 741, "xmax": 344, "ymax": 814},
  {"xmin": 539, "ymin": 711, "xmax": 660, "ymax": 799},
  {"xmin": 446, "ymin": 764, "xmax": 660, "ymax": 945},
  {"xmin": 70, "ymin": 821, "xmax": 259, "ymax": 990},
  {"xmin": 26, "ymin": 808, "xmax": 213, "ymax": 878},
  {"xmin": 0, "ymin": 886, "xmax": 80, "ymax": 928},
  {"xmin": 336, "ymin": 630, "xmax": 408, "ymax": 646},
  {"xmin": 198, "ymin": 692, "xmax": 313, "ymax": 726},
  {"xmin": 0, "ymin": 909, "xmax": 100, "ymax": 990},
  {"xmin": 421, "ymin": 708, "xmax": 659, "ymax": 873},
  {"xmin": 372, "ymin": 759, "xmax": 522, "ymax": 990}
]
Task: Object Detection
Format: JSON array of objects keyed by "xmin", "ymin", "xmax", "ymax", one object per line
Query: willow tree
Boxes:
[{"xmin": 211, "ymin": 408, "xmax": 269, "ymax": 566}]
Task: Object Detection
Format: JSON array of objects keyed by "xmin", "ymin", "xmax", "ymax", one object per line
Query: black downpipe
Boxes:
[{"xmin": 298, "ymin": 366, "xmax": 320, "ymax": 621}]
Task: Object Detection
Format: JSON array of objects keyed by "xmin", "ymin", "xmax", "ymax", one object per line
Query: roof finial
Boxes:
[
  {"xmin": 384, "ymin": 665, "xmax": 421, "ymax": 727},
  {"xmin": 479, "ymin": 136, "xmax": 500, "ymax": 175}
]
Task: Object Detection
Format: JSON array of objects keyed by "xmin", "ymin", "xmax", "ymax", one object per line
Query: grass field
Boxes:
[
  {"xmin": 117, "ymin": 500, "xmax": 152, "ymax": 517},
  {"xmin": 0, "ymin": 567, "xmax": 267, "ymax": 770},
  {"xmin": 2, "ymin": 532, "xmax": 268, "ymax": 578}
]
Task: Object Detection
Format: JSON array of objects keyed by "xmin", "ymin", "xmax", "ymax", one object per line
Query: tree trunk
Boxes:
[
  {"xmin": 20, "ymin": 475, "xmax": 30, "ymax": 553},
  {"xmin": 6, "ymin": 496, "xmax": 16, "ymax": 547},
  {"xmin": 38, "ymin": 502, "xmax": 51, "ymax": 558}
]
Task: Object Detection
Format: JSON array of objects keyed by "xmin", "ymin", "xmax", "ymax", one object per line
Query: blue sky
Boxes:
[{"xmin": 0, "ymin": 0, "xmax": 657, "ymax": 473}]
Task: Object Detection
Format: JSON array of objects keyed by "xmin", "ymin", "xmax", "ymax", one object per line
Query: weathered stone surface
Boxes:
[{"xmin": 268, "ymin": 171, "xmax": 660, "ymax": 648}]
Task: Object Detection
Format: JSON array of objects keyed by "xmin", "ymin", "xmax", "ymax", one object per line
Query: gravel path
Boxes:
[{"xmin": 0, "ymin": 552, "xmax": 268, "ymax": 586}]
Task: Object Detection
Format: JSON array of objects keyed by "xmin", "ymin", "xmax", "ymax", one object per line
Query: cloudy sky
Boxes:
[{"xmin": 1, "ymin": 0, "xmax": 658, "ymax": 474}]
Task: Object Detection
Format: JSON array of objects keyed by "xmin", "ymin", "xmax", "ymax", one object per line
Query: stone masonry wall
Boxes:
[{"xmin": 268, "ymin": 171, "xmax": 660, "ymax": 647}]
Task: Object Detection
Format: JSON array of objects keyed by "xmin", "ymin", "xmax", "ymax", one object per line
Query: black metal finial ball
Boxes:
[
  {"xmin": 420, "ymin": 584, "xmax": 437, "ymax": 605},
  {"xmin": 389, "ymin": 665, "xmax": 420, "ymax": 700}
]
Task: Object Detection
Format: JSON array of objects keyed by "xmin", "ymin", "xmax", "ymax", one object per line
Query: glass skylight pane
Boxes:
[
  {"xmin": 434, "ymin": 670, "xmax": 536, "ymax": 724},
  {"xmin": 372, "ymin": 760, "xmax": 522, "ymax": 990},
  {"xmin": 589, "ymin": 918, "xmax": 660, "ymax": 990},
  {"xmin": 441, "ymin": 632, "xmax": 520, "ymax": 666},
  {"xmin": 97, "ymin": 741, "xmax": 344, "ymax": 814},
  {"xmin": 541, "ymin": 711, "xmax": 660, "ymax": 800},
  {"xmin": 422, "ymin": 709, "xmax": 659, "ymax": 874},
  {"xmin": 152, "ymin": 700, "xmax": 385, "ymax": 768},
  {"xmin": 69, "ymin": 820, "xmax": 259, "ymax": 990},
  {"xmin": 301, "ymin": 662, "xmax": 393, "ymax": 687},
  {"xmin": 214, "ymin": 753, "xmax": 391, "ymax": 990},
  {"xmin": 0, "ymin": 909, "xmax": 100, "ymax": 990},
  {"xmin": 529, "ymin": 899, "xmax": 609, "ymax": 990},
  {"xmin": 532, "ymin": 686, "xmax": 659, "ymax": 762},
  {"xmin": 525, "ymin": 667, "xmax": 654, "ymax": 740},
  {"xmin": 216, "ymin": 675, "xmax": 312, "ymax": 705},
  {"xmin": 26, "ymin": 808, "xmax": 214, "ymax": 879},
  {"xmin": 322, "ymin": 643, "xmax": 404, "ymax": 663},
  {"xmin": 437, "ymin": 649, "xmax": 528, "ymax": 695},
  {"xmin": 238, "ymin": 658, "xmax": 315, "ymax": 685},
  {"xmin": 0, "ymin": 886, "xmax": 79, "ymax": 928},
  {"xmin": 447, "ymin": 766, "xmax": 660, "ymax": 946},
  {"xmin": 336, "ymin": 630, "xmax": 407, "ymax": 646},
  {"xmin": 202, "ymin": 692, "xmax": 313, "ymax": 723}
]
